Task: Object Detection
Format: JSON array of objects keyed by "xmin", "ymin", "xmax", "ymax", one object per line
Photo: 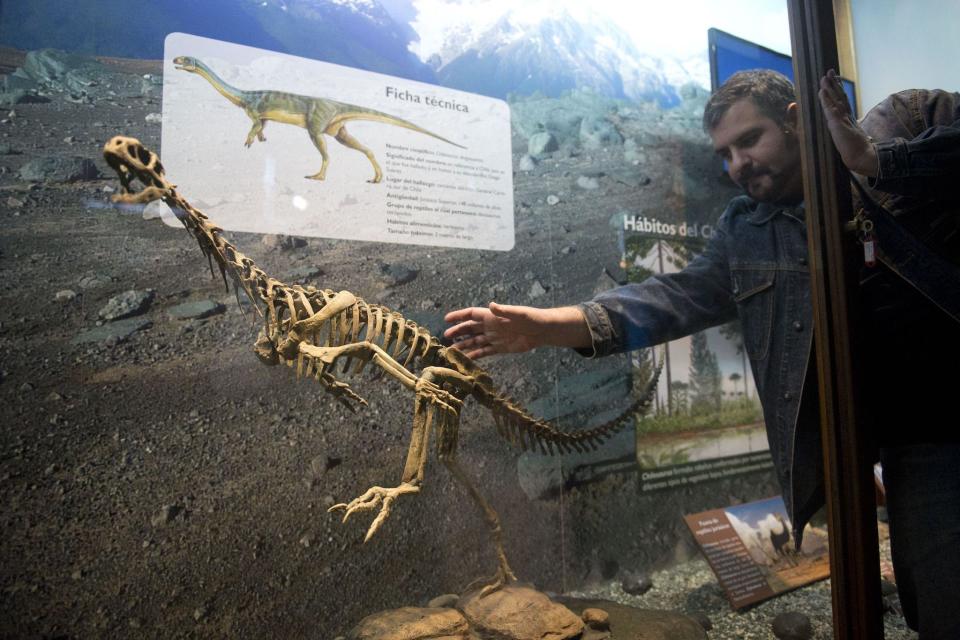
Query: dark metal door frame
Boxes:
[{"xmin": 786, "ymin": 1, "xmax": 883, "ymax": 637}]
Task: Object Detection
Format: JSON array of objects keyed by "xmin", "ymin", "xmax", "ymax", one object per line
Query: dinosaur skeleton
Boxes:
[{"xmin": 102, "ymin": 135, "xmax": 661, "ymax": 595}]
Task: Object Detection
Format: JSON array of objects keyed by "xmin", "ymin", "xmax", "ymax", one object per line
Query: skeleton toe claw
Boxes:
[{"xmin": 329, "ymin": 483, "xmax": 420, "ymax": 539}]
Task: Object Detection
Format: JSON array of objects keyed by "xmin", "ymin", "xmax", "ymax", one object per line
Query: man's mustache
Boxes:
[{"xmin": 738, "ymin": 167, "xmax": 768, "ymax": 182}]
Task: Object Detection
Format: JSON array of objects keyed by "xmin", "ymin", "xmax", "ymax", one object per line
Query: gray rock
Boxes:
[
  {"xmin": 144, "ymin": 112, "xmax": 162, "ymax": 124},
  {"xmin": 379, "ymin": 262, "xmax": 419, "ymax": 287},
  {"xmin": 528, "ymin": 131, "xmax": 559, "ymax": 157},
  {"xmin": 624, "ymin": 138, "xmax": 647, "ymax": 164},
  {"xmin": 2, "ymin": 71, "xmax": 42, "ymax": 93},
  {"xmin": 21, "ymin": 49, "xmax": 149, "ymax": 101},
  {"xmin": 142, "ymin": 199, "xmax": 172, "ymax": 220},
  {"xmin": 580, "ymin": 116, "xmax": 623, "ymax": 149},
  {"xmin": 77, "ymin": 273, "xmax": 113, "ymax": 290},
  {"xmin": 527, "ymin": 279, "xmax": 547, "ymax": 299},
  {"xmin": 168, "ymin": 300, "xmax": 225, "ymax": 321},
  {"xmin": 18, "ymin": 156, "xmax": 101, "ymax": 182},
  {"xmin": 151, "ymin": 504, "xmax": 182, "ymax": 527},
  {"xmin": 286, "ymin": 265, "xmax": 324, "ymax": 283},
  {"xmin": 55, "ymin": 289, "xmax": 77, "ymax": 302},
  {"xmin": 621, "ymin": 572, "xmax": 653, "ymax": 596},
  {"xmin": 98, "ymin": 289, "xmax": 155, "ymax": 321},
  {"xmin": 546, "ymin": 194, "xmax": 560, "ymax": 206},
  {"xmin": 518, "ymin": 154, "xmax": 538, "ymax": 171},
  {"xmin": 0, "ymin": 89, "xmax": 49, "ymax": 106},
  {"xmin": 576, "ymin": 175, "xmax": 601, "ymax": 190},
  {"xmin": 509, "ymin": 90, "xmax": 616, "ymax": 141},
  {"xmin": 72, "ymin": 317, "xmax": 152, "ymax": 345},
  {"xmin": 261, "ymin": 234, "xmax": 307, "ymax": 251},
  {"xmin": 610, "ymin": 170, "xmax": 651, "ymax": 189},
  {"xmin": 771, "ymin": 611, "xmax": 813, "ymax": 640},
  {"xmin": 140, "ymin": 74, "xmax": 163, "ymax": 98}
]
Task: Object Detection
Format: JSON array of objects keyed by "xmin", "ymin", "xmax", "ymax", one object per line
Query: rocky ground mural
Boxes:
[{"xmin": 0, "ymin": 47, "xmax": 795, "ymax": 638}]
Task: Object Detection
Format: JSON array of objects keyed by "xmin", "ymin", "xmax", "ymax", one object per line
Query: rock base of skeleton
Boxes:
[{"xmin": 339, "ymin": 584, "xmax": 708, "ymax": 640}]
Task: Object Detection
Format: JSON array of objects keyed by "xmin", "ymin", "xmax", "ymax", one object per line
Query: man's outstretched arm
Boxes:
[{"xmin": 443, "ymin": 303, "xmax": 591, "ymax": 360}]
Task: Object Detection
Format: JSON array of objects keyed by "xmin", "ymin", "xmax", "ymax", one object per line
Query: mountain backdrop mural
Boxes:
[{"xmin": 0, "ymin": 0, "xmax": 709, "ymax": 102}]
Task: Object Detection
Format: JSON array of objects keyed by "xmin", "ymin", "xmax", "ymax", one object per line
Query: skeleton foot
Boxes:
[{"xmin": 328, "ymin": 482, "xmax": 420, "ymax": 542}]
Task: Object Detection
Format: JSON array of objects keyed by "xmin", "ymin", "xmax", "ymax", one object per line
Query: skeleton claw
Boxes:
[{"xmin": 327, "ymin": 482, "xmax": 420, "ymax": 542}]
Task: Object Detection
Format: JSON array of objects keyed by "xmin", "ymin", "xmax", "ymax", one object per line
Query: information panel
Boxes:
[
  {"xmin": 161, "ymin": 32, "xmax": 513, "ymax": 250},
  {"xmin": 684, "ymin": 496, "xmax": 830, "ymax": 609}
]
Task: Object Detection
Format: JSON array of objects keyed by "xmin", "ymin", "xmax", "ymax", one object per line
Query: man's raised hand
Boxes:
[{"xmin": 819, "ymin": 68, "xmax": 879, "ymax": 177}]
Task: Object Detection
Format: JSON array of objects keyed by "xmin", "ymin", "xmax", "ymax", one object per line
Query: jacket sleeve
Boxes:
[
  {"xmin": 576, "ymin": 210, "xmax": 738, "ymax": 358},
  {"xmin": 868, "ymin": 89, "xmax": 960, "ymax": 199}
]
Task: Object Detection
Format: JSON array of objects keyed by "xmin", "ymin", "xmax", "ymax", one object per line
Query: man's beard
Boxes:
[{"xmin": 740, "ymin": 167, "xmax": 784, "ymax": 202}]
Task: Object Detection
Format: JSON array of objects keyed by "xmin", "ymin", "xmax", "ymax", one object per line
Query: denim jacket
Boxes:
[{"xmin": 577, "ymin": 88, "xmax": 960, "ymax": 541}]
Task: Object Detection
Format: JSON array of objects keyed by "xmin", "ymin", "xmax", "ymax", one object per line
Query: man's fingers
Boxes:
[
  {"xmin": 443, "ymin": 319, "xmax": 485, "ymax": 340},
  {"xmin": 444, "ymin": 306, "xmax": 488, "ymax": 324},
  {"xmin": 489, "ymin": 301, "xmax": 535, "ymax": 322},
  {"xmin": 449, "ymin": 334, "xmax": 489, "ymax": 351},
  {"xmin": 461, "ymin": 345, "xmax": 493, "ymax": 360}
]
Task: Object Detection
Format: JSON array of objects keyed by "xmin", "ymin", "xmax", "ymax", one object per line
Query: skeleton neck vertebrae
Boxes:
[{"xmin": 102, "ymin": 135, "xmax": 661, "ymax": 595}]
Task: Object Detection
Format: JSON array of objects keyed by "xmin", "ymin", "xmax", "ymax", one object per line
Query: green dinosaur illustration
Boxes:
[{"xmin": 173, "ymin": 56, "xmax": 465, "ymax": 183}]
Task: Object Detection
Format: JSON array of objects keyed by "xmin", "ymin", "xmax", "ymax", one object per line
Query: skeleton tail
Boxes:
[{"xmin": 473, "ymin": 360, "xmax": 663, "ymax": 455}]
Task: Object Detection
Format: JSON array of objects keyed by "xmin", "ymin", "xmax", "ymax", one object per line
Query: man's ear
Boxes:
[{"xmin": 783, "ymin": 102, "xmax": 799, "ymax": 134}]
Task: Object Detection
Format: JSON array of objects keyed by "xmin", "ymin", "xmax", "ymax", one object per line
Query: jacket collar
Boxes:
[{"xmin": 745, "ymin": 199, "xmax": 806, "ymax": 225}]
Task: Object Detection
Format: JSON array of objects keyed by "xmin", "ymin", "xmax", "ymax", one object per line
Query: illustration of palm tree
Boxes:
[
  {"xmin": 729, "ymin": 372, "xmax": 742, "ymax": 397},
  {"xmin": 719, "ymin": 319, "xmax": 750, "ymax": 399}
]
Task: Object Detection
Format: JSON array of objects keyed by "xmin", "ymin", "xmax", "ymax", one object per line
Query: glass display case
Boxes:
[{"xmin": 1, "ymin": 1, "xmax": 942, "ymax": 638}]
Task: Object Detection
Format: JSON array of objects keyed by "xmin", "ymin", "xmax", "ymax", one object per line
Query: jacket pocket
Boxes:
[{"xmin": 731, "ymin": 268, "xmax": 776, "ymax": 361}]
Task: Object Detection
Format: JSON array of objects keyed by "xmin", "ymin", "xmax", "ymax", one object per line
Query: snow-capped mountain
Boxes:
[
  {"xmin": 0, "ymin": 0, "xmax": 436, "ymax": 83},
  {"xmin": 411, "ymin": 3, "xmax": 708, "ymax": 105}
]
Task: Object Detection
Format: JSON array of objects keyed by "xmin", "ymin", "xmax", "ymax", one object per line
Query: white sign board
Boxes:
[{"xmin": 161, "ymin": 32, "xmax": 514, "ymax": 250}]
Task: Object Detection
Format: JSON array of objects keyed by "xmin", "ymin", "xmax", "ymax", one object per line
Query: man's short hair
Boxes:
[{"xmin": 702, "ymin": 69, "xmax": 797, "ymax": 133}]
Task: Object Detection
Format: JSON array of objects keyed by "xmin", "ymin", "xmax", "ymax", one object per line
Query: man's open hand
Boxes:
[
  {"xmin": 819, "ymin": 68, "xmax": 879, "ymax": 177},
  {"xmin": 444, "ymin": 303, "xmax": 591, "ymax": 360},
  {"xmin": 443, "ymin": 303, "xmax": 548, "ymax": 359}
]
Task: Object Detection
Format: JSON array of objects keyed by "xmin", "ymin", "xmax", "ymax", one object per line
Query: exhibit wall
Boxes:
[
  {"xmin": 0, "ymin": 1, "xmax": 793, "ymax": 636},
  {"xmin": 849, "ymin": 0, "xmax": 960, "ymax": 115}
]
